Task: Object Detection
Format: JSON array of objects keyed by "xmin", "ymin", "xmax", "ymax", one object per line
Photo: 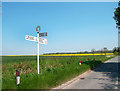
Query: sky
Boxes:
[
  {"xmin": 0, "ymin": 2, "xmax": 1, "ymax": 56},
  {"xmin": 2, "ymin": 2, "xmax": 119, "ymax": 55},
  {"xmin": 2, "ymin": 0, "xmax": 120, "ymax": 2}
]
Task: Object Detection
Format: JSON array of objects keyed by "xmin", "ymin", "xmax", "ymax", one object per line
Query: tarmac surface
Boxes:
[{"xmin": 63, "ymin": 56, "xmax": 119, "ymax": 89}]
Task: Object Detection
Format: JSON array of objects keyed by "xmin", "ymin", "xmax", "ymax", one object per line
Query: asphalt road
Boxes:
[{"xmin": 63, "ymin": 56, "xmax": 119, "ymax": 89}]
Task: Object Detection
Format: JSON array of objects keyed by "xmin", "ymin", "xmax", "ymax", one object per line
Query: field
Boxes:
[
  {"xmin": 2, "ymin": 55, "xmax": 115, "ymax": 89},
  {"xmin": 6, "ymin": 53, "xmax": 114, "ymax": 57}
]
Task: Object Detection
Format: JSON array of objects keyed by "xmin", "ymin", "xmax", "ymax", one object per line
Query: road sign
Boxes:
[
  {"xmin": 39, "ymin": 37, "xmax": 47, "ymax": 44},
  {"xmin": 25, "ymin": 26, "xmax": 48, "ymax": 75},
  {"xmin": 25, "ymin": 35, "xmax": 47, "ymax": 44},
  {"xmin": 39, "ymin": 32, "xmax": 48, "ymax": 37},
  {"xmin": 25, "ymin": 35, "xmax": 37, "ymax": 41}
]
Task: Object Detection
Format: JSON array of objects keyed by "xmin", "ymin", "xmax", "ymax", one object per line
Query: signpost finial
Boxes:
[{"xmin": 36, "ymin": 26, "xmax": 40, "ymax": 33}]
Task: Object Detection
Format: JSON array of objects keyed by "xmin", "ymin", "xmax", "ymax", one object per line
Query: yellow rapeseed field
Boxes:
[
  {"xmin": 41, "ymin": 53, "xmax": 113, "ymax": 56},
  {"xmin": 5, "ymin": 53, "xmax": 113, "ymax": 56}
]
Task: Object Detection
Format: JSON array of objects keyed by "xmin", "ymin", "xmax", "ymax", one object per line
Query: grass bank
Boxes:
[{"xmin": 2, "ymin": 55, "xmax": 115, "ymax": 89}]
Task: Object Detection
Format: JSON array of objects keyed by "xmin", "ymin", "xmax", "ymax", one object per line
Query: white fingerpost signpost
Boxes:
[
  {"xmin": 36, "ymin": 26, "xmax": 40, "ymax": 75},
  {"xmin": 25, "ymin": 26, "xmax": 47, "ymax": 74}
]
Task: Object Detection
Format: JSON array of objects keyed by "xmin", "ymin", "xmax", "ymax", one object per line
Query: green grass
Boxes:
[{"xmin": 2, "ymin": 55, "xmax": 115, "ymax": 89}]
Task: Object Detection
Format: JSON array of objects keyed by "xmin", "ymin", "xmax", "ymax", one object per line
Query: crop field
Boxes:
[
  {"xmin": 2, "ymin": 55, "xmax": 115, "ymax": 89},
  {"xmin": 6, "ymin": 53, "xmax": 114, "ymax": 57}
]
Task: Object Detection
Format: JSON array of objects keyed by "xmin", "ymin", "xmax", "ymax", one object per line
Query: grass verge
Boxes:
[{"xmin": 2, "ymin": 55, "xmax": 115, "ymax": 89}]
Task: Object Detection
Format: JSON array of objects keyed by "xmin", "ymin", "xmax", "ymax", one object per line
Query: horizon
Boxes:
[{"xmin": 1, "ymin": 48, "xmax": 115, "ymax": 56}]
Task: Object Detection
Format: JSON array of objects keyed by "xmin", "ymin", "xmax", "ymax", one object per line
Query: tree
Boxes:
[
  {"xmin": 91, "ymin": 48, "xmax": 95, "ymax": 55},
  {"xmin": 119, "ymin": 47, "xmax": 120, "ymax": 54},
  {"xmin": 103, "ymin": 47, "xmax": 108, "ymax": 55},
  {"xmin": 114, "ymin": 1, "xmax": 120, "ymax": 30},
  {"xmin": 113, "ymin": 47, "xmax": 120, "ymax": 55},
  {"xmin": 113, "ymin": 47, "xmax": 117, "ymax": 53},
  {"xmin": 84, "ymin": 51, "xmax": 88, "ymax": 53},
  {"xmin": 98, "ymin": 49, "xmax": 103, "ymax": 55},
  {"xmin": 117, "ymin": 47, "xmax": 120, "ymax": 55}
]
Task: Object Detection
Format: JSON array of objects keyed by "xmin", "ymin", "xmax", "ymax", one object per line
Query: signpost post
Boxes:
[
  {"xmin": 25, "ymin": 26, "xmax": 48, "ymax": 74},
  {"xmin": 36, "ymin": 26, "xmax": 40, "ymax": 74}
]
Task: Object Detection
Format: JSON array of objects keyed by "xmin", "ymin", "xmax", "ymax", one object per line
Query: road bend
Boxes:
[{"xmin": 63, "ymin": 56, "xmax": 119, "ymax": 89}]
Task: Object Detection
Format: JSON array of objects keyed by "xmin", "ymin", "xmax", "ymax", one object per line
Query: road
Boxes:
[{"xmin": 63, "ymin": 56, "xmax": 119, "ymax": 89}]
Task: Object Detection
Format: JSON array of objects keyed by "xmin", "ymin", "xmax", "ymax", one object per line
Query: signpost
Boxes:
[
  {"xmin": 39, "ymin": 32, "xmax": 48, "ymax": 37},
  {"xmin": 39, "ymin": 37, "xmax": 47, "ymax": 44},
  {"xmin": 25, "ymin": 26, "xmax": 48, "ymax": 74},
  {"xmin": 25, "ymin": 35, "xmax": 37, "ymax": 42},
  {"xmin": 25, "ymin": 35, "xmax": 47, "ymax": 44}
]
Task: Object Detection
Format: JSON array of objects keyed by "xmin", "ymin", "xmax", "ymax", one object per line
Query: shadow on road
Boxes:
[{"xmin": 88, "ymin": 57, "xmax": 120, "ymax": 89}]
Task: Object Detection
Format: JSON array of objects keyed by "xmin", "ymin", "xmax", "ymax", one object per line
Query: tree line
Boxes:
[{"xmin": 43, "ymin": 47, "xmax": 120, "ymax": 55}]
